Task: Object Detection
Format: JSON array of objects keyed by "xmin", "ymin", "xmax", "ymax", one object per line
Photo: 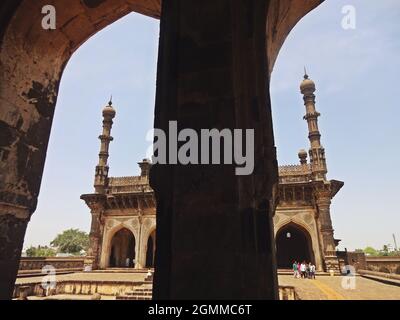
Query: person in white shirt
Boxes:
[
  {"xmin": 300, "ymin": 262, "xmax": 306, "ymax": 278},
  {"xmin": 310, "ymin": 263, "xmax": 316, "ymax": 279}
]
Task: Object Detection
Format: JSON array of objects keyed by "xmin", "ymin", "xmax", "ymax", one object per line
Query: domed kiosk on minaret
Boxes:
[{"xmin": 300, "ymin": 72, "xmax": 316, "ymax": 94}]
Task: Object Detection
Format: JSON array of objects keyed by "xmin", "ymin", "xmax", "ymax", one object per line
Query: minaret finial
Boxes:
[
  {"xmin": 109, "ymin": 95, "xmax": 113, "ymax": 106},
  {"xmin": 304, "ymin": 66, "xmax": 309, "ymax": 79}
]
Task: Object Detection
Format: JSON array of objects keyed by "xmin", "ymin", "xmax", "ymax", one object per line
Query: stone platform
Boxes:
[{"xmin": 15, "ymin": 271, "xmax": 400, "ymax": 300}]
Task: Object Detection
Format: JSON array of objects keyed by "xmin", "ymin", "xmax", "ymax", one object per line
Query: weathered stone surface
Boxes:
[{"xmin": 0, "ymin": 212, "xmax": 28, "ymax": 300}]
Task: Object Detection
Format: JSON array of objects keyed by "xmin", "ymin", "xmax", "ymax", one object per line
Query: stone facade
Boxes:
[{"xmin": 82, "ymin": 74, "xmax": 343, "ymax": 274}]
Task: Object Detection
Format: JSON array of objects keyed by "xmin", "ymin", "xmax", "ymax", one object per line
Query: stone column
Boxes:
[
  {"xmin": 135, "ymin": 220, "xmax": 143, "ymax": 270},
  {"xmin": 84, "ymin": 199, "xmax": 105, "ymax": 270},
  {"xmin": 150, "ymin": 0, "xmax": 279, "ymax": 299},
  {"xmin": 0, "ymin": 205, "xmax": 30, "ymax": 300},
  {"xmin": 316, "ymin": 196, "xmax": 340, "ymax": 273}
]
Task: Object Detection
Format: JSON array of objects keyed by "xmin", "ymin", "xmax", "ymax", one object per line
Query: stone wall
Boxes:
[
  {"xmin": 18, "ymin": 257, "xmax": 85, "ymax": 275},
  {"xmin": 365, "ymin": 256, "xmax": 400, "ymax": 274},
  {"xmin": 337, "ymin": 251, "xmax": 400, "ymax": 274}
]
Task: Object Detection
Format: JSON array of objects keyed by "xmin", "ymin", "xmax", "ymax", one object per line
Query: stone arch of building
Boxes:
[
  {"xmin": 101, "ymin": 222, "xmax": 139, "ymax": 269},
  {"xmin": 0, "ymin": 0, "xmax": 322, "ymax": 299},
  {"xmin": 275, "ymin": 221, "xmax": 315, "ymax": 269},
  {"xmin": 108, "ymin": 227, "xmax": 136, "ymax": 268},
  {"xmin": 274, "ymin": 215, "xmax": 323, "ymax": 271}
]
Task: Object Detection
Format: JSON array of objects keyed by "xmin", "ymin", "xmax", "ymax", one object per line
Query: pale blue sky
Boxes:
[{"xmin": 24, "ymin": 0, "xmax": 400, "ymax": 251}]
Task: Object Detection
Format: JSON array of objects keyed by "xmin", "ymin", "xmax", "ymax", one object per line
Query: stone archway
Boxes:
[
  {"xmin": 145, "ymin": 229, "xmax": 156, "ymax": 268},
  {"xmin": 0, "ymin": 0, "xmax": 323, "ymax": 299},
  {"xmin": 276, "ymin": 222, "xmax": 315, "ymax": 269},
  {"xmin": 108, "ymin": 228, "xmax": 136, "ymax": 268}
]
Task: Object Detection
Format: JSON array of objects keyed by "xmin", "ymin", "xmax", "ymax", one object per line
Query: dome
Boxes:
[
  {"xmin": 298, "ymin": 149, "xmax": 308, "ymax": 158},
  {"xmin": 300, "ymin": 74, "xmax": 315, "ymax": 93},
  {"xmin": 102, "ymin": 100, "xmax": 116, "ymax": 118}
]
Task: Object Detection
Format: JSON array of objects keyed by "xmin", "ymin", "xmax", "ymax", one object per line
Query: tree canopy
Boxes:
[
  {"xmin": 360, "ymin": 245, "xmax": 400, "ymax": 257},
  {"xmin": 50, "ymin": 228, "xmax": 89, "ymax": 255},
  {"xmin": 26, "ymin": 245, "xmax": 56, "ymax": 257}
]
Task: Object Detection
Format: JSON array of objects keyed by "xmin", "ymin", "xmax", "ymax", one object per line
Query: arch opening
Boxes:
[
  {"xmin": 108, "ymin": 228, "xmax": 136, "ymax": 268},
  {"xmin": 276, "ymin": 223, "xmax": 315, "ymax": 269},
  {"xmin": 145, "ymin": 229, "xmax": 156, "ymax": 268}
]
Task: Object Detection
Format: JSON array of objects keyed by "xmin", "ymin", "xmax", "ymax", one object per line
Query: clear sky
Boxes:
[{"xmin": 24, "ymin": 0, "xmax": 400, "ymax": 252}]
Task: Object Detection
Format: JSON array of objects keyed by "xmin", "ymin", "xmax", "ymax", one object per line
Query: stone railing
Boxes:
[
  {"xmin": 18, "ymin": 257, "xmax": 85, "ymax": 276},
  {"xmin": 278, "ymin": 164, "xmax": 311, "ymax": 184},
  {"xmin": 108, "ymin": 176, "xmax": 153, "ymax": 194}
]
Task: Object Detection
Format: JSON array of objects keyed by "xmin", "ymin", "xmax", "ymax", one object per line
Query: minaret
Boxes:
[
  {"xmin": 138, "ymin": 158, "xmax": 152, "ymax": 177},
  {"xmin": 300, "ymin": 71, "xmax": 327, "ymax": 181},
  {"xmin": 94, "ymin": 99, "xmax": 116, "ymax": 193}
]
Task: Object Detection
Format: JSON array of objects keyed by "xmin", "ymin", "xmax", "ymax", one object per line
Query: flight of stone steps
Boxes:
[{"xmin": 116, "ymin": 272, "xmax": 153, "ymax": 300}]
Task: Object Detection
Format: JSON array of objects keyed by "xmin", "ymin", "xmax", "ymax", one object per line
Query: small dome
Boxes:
[
  {"xmin": 298, "ymin": 149, "xmax": 308, "ymax": 158},
  {"xmin": 102, "ymin": 100, "xmax": 116, "ymax": 118},
  {"xmin": 300, "ymin": 73, "xmax": 315, "ymax": 93}
]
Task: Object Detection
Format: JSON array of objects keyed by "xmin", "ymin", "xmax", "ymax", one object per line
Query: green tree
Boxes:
[
  {"xmin": 50, "ymin": 228, "xmax": 89, "ymax": 255},
  {"xmin": 26, "ymin": 245, "xmax": 56, "ymax": 257},
  {"xmin": 363, "ymin": 246, "xmax": 379, "ymax": 256}
]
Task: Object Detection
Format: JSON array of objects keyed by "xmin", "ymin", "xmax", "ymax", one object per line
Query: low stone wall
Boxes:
[
  {"xmin": 364, "ymin": 257, "xmax": 400, "ymax": 274},
  {"xmin": 336, "ymin": 251, "xmax": 400, "ymax": 275},
  {"xmin": 13, "ymin": 280, "xmax": 148, "ymax": 298},
  {"xmin": 14, "ymin": 278, "xmax": 298, "ymax": 300},
  {"xmin": 278, "ymin": 286, "xmax": 298, "ymax": 300},
  {"xmin": 358, "ymin": 269, "xmax": 400, "ymax": 280},
  {"xmin": 18, "ymin": 257, "xmax": 85, "ymax": 276}
]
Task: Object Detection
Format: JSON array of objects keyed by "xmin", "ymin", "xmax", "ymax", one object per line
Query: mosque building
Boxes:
[{"xmin": 81, "ymin": 74, "xmax": 343, "ymax": 273}]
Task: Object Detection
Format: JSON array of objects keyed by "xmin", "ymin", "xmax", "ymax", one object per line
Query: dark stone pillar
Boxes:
[
  {"xmin": 316, "ymin": 196, "xmax": 340, "ymax": 273},
  {"xmin": 88, "ymin": 210, "xmax": 103, "ymax": 269},
  {"xmin": 151, "ymin": 0, "xmax": 279, "ymax": 299},
  {"xmin": 81, "ymin": 196, "xmax": 106, "ymax": 270},
  {"xmin": 0, "ymin": 208, "xmax": 29, "ymax": 300}
]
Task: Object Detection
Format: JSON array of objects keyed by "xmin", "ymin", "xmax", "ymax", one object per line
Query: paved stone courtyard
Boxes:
[
  {"xmin": 279, "ymin": 275, "xmax": 400, "ymax": 300},
  {"xmin": 15, "ymin": 272, "xmax": 400, "ymax": 300}
]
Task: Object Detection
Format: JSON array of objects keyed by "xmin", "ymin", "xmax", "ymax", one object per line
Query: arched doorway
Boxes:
[
  {"xmin": 276, "ymin": 223, "xmax": 314, "ymax": 269},
  {"xmin": 109, "ymin": 228, "xmax": 136, "ymax": 268},
  {"xmin": 145, "ymin": 229, "xmax": 156, "ymax": 268}
]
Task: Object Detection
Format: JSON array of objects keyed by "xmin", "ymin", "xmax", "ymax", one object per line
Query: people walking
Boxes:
[{"xmin": 292, "ymin": 261, "xmax": 299, "ymax": 278}]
